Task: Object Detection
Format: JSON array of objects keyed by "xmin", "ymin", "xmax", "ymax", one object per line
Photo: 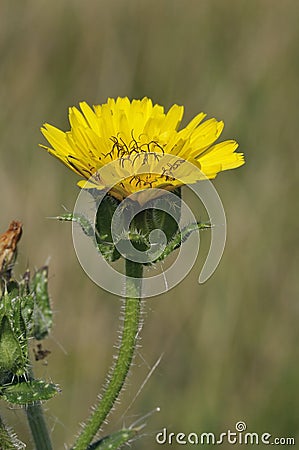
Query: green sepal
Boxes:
[
  {"xmin": 95, "ymin": 194, "xmax": 121, "ymax": 262},
  {"xmin": 56, "ymin": 201, "xmax": 122, "ymax": 262},
  {"xmin": 30, "ymin": 267, "xmax": 52, "ymax": 340},
  {"xmin": 1, "ymin": 380, "xmax": 60, "ymax": 405},
  {"xmin": 18, "ymin": 269, "xmax": 31, "ymax": 296},
  {"xmin": 56, "ymin": 212, "xmax": 94, "ymax": 237},
  {"xmin": 19, "ymin": 294, "xmax": 34, "ymax": 332},
  {"xmin": 133, "ymin": 187, "xmax": 181, "ymax": 243},
  {"xmin": 88, "ymin": 428, "xmax": 138, "ymax": 449},
  {"xmin": 128, "ymin": 188, "xmax": 181, "ymax": 262},
  {"xmin": 56, "ymin": 189, "xmax": 211, "ymax": 266},
  {"xmin": 4, "ymin": 279, "xmax": 19, "ymax": 296},
  {"xmin": 12, "ymin": 302, "xmax": 27, "ymax": 347},
  {"xmin": 156, "ymin": 221, "xmax": 211, "ymax": 262}
]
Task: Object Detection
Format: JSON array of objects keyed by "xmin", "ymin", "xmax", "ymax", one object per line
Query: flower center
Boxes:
[
  {"xmin": 105, "ymin": 133, "xmax": 165, "ymax": 165},
  {"xmin": 90, "ymin": 132, "xmax": 188, "ymax": 199}
]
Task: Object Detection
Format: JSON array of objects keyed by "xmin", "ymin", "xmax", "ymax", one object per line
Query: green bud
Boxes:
[{"xmin": 0, "ymin": 315, "xmax": 28, "ymax": 385}]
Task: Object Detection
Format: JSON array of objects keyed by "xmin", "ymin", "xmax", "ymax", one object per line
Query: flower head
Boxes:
[{"xmin": 40, "ymin": 97, "xmax": 244, "ymax": 201}]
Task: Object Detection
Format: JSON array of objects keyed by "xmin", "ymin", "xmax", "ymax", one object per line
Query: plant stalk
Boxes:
[
  {"xmin": 72, "ymin": 259, "xmax": 143, "ymax": 450},
  {"xmin": 26, "ymin": 401, "xmax": 53, "ymax": 450}
]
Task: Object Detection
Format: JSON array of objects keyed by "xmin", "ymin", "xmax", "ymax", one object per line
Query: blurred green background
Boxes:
[{"xmin": 1, "ymin": 0, "xmax": 298, "ymax": 448}]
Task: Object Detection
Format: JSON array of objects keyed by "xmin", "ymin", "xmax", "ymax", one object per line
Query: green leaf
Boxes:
[
  {"xmin": 155, "ymin": 221, "xmax": 211, "ymax": 262},
  {"xmin": 2, "ymin": 380, "xmax": 60, "ymax": 405}
]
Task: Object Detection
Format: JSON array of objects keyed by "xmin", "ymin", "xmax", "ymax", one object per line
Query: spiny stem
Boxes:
[
  {"xmin": 72, "ymin": 259, "xmax": 143, "ymax": 450},
  {"xmin": 26, "ymin": 401, "xmax": 52, "ymax": 450}
]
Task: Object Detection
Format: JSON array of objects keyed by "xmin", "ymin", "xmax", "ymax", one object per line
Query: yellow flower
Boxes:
[{"xmin": 40, "ymin": 97, "xmax": 244, "ymax": 201}]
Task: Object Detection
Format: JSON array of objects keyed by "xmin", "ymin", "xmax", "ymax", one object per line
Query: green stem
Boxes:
[
  {"xmin": 26, "ymin": 402, "xmax": 53, "ymax": 450},
  {"xmin": 72, "ymin": 259, "xmax": 143, "ymax": 450}
]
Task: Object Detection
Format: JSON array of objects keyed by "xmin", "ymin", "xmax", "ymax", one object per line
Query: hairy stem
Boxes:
[
  {"xmin": 26, "ymin": 402, "xmax": 52, "ymax": 450},
  {"xmin": 72, "ymin": 259, "xmax": 143, "ymax": 450}
]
